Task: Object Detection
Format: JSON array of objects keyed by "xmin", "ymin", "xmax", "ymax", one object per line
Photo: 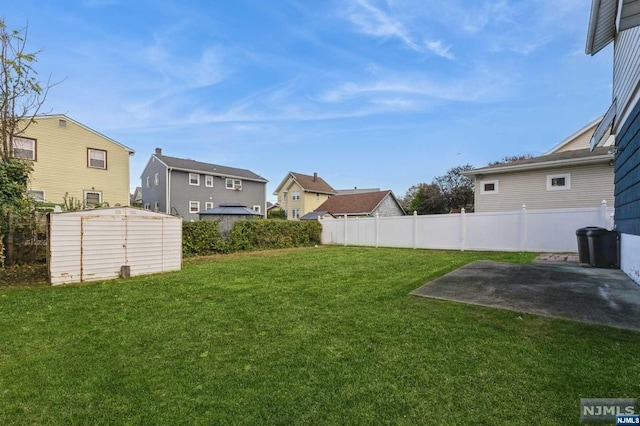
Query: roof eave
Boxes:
[{"xmin": 462, "ymin": 154, "xmax": 613, "ymax": 176}]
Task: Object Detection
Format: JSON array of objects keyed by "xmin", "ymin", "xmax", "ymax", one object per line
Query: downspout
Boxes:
[{"xmin": 166, "ymin": 167, "xmax": 171, "ymax": 214}]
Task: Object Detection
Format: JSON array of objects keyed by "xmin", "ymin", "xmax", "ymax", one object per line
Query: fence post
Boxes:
[
  {"xmin": 375, "ymin": 212, "xmax": 379, "ymax": 248},
  {"xmin": 520, "ymin": 204, "xmax": 527, "ymax": 251},
  {"xmin": 413, "ymin": 211, "xmax": 418, "ymax": 249},
  {"xmin": 343, "ymin": 215, "xmax": 348, "ymax": 246},
  {"xmin": 601, "ymin": 200, "xmax": 608, "ymax": 229},
  {"xmin": 460, "ymin": 208, "xmax": 466, "ymax": 251}
]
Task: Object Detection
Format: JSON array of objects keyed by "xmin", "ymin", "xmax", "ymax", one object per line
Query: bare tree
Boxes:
[{"xmin": 0, "ymin": 19, "xmax": 55, "ymax": 161}]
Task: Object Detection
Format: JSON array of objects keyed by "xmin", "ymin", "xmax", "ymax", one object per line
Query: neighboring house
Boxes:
[
  {"xmin": 586, "ymin": 0, "xmax": 640, "ymax": 283},
  {"xmin": 273, "ymin": 172, "xmax": 337, "ymax": 220},
  {"xmin": 199, "ymin": 202, "xmax": 262, "ymax": 233},
  {"xmin": 314, "ymin": 190, "xmax": 405, "ymax": 218},
  {"xmin": 140, "ymin": 148, "xmax": 268, "ymax": 221},
  {"xmin": 11, "ymin": 114, "xmax": 134, "ymax": 207},
  {"xmin": 130, "ymin": 187, "xmax": 142, "ymax": 207},
  {"xmin": 463, "ymin": 119, "xmax": 615, "ymax": 212}
]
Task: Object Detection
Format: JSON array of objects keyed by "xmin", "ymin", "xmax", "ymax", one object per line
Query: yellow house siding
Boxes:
[
  {"xmin": 554, "ymin": 125, "xmax": 595, "ymax": 152},
  {"xmin": 20, "ymin": 117, "xmax": 131, "ymax": 206},
  {"xmin": 474, "ymin": 163, "xmax": 614, "ymax": 212}
]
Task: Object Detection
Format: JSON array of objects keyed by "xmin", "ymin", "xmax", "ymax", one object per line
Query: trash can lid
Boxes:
[{"xmin": 576, "ymin": 226, "xmax": 603, "ymax": 236}]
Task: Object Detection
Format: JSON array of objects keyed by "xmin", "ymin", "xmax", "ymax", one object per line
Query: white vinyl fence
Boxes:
[{"xmin": 320, "ymin": 202, "xmax": 614, "ymax": 253}]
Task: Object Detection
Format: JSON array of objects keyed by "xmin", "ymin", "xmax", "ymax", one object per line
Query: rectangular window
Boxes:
[
  {"xmin": 291, "ymin": 208, "xmax": 300, "ymax": 219},
  {"xmin": 292, "ymin": 190, "xmax": 301, "ymax": 201},
  {"xmin": 226, "ymin": 178, "xmax": 242, "ymax": 190},
  {"xmin": 143, "ymin": 203, "xmax": 150, "ymax": 210},
  {"xmin": 84, "ymin": 190, "xmax": 102, "ymax": 208},
  {"xmin": 58, "ymin": 119, "xmax": 67, "ymax": 128},
  {"xmin": 12, "ymin": 136, "xmax": 36, "ymax": 160},
  {"xmin": 252, "ymin": 205, "xmax": 261, "ymax": 213},
  {"xmin": 88, "ymin": 148, "xmax": 107, "ymax": 169},
  {"xmin": 205, "ymin": 175, "xmax": 214, "ymax": 187},
  {"xmin": 316, "ymin": 193, "xmax": 320, "ymax": 201},
  {"xmin": 283, "ymin": 192, "xmax": 288, "ymax": 201},
  {"xmin": 205, "ymin": 202, "xmax": 214, "ymax": 210},
  {"xmin": 146, "ymin": 176, "xmax": 150, "ymax": 188},
  {"xmin": 27, "ymin": 190, "xmax": 45, "ymax": 202},
  {"xmin": 547, "ymin": 173, "xmax": 570, "ymax": 191},
  {"xmin": 480, "ymin": 180, "xmax": 499, "ymax": 194},
  {"xmin": 189, "ymin": 173, "xmax": 200, "ymax": 186},
  {"xmin": 154, "ymin": 173, "xmax": 159, "ymax": 186},
  {"xmin": 189, "ymin": 201, "xmax": 200, "ymax": 213},
  {"xmin": 154, "ymin": 201, "xmax": 159, "ymax": 211}
]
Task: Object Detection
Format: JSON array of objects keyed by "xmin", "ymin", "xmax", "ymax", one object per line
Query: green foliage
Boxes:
[
  {"xmin": 61, "ymin": 192, "xmax": 83, "ymax": 211},
  {"xmin": 402, "ymin": 164, "xmax": 475, "ymax": 214},
  {"xmin": 229, "ymin": 219, "xmax": 321, "ymax": 251},
  {"xmin": 267, "ymin": 208, "xmax": 286, "ymax": 219},
  {"xmin": 182, "ymin": 220, "xmax": 230, "ymax": 256},
  {"xmin": 0, "ymin": 262, "xmax": 47, "ymax": 286},
  {"xmin": 488, "ymin": 154, "xmax": 534, "ymax": 166}
]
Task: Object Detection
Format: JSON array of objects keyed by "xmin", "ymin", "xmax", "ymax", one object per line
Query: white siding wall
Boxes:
[
  {"xmin": 49, "ymin": 207, "xmax": 182, "ymax": 285},
  {"xmin": 474, "ymin": 163, "xmax": 614, "ymax": 212},
  {"xmin": 614, "ymin": 25, "xmax": 640, "ymax": 133}
]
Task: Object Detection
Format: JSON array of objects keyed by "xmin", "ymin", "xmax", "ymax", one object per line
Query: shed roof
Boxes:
[
  {"xmin": 155, "ymin": 154, "xmax": 267, "ymax": 182},
  {"xmin": 316, "ymin": 190, "xmax": 402, "ymax": 216},
  {"xmin": 299, "ymin": 211, "xmax": 334, "ymax": 220}
]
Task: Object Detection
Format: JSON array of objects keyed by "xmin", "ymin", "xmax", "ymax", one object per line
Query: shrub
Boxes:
[
  {"xmin": 182, "ymin": 220, "xmax": 230, "ymax": 256},
  {"xmin": 229, "ymin": 220, "xmax": 321, "ymax": 251}
]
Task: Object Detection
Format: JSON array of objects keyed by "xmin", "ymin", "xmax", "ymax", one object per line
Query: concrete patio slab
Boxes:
[{"xmin": 410, "ymin": 260, "xmax": 640, "ymax": 331}]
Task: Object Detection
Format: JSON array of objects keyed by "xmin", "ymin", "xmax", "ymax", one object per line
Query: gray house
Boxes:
[{"xmin": 141, "ymin": 148, "xmax": 268, "ymax": 221}]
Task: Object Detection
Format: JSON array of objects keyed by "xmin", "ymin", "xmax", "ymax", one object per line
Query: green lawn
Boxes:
[{"xmin": 1, "ymin": 247, "xmax": 638, "ymax": 425}]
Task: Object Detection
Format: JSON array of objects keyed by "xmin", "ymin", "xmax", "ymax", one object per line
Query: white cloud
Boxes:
[{"xmin": 424, "ymin": 40, "xmax": 454, "ymax": 59}]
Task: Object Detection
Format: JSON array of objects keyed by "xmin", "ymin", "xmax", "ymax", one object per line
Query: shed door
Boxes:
[{"xmin": 81, "ymin": 215, "xmax": 126, "ymax": 282}]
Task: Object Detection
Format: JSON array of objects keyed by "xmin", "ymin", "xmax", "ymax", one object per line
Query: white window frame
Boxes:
[
  {"xmin": 547, "ymin": 173, "xmax": 570, "ymax": 191},
  {"xmin": 291, "ymin": 208, "xmax": 300, "ymax": 219},
  {"xmin": 189, "ymin": 173, "xmax": 200, "ymax": 186},
  {"xmin": 143, "ymin": 203, "xmax": 150, "ymax": 210},
  {"xmin": 154, "ymin": 201, "xmax": 159, "ymax": 211},
  {"xmin": 146, "ymin": 176, "xmax": 150, "ymax": 188},
  {"xmin": 12, "ymin": 136, "xmax": 36, "ymax": 161},
  {"xmin": 283, "ymin": 192, "xmax": 288, "ymax": 201},
  {"xmin": 27, "ymin": 189, "xmax": 45, "ymax": 201},
  {"xmin": 205, "ymin": 175, "xmax": 214, "ymax": 187},
  {"xmin": 292, "ymin": 190, "xmax": 301, "ymax": 201},
  {"xmin": 480, "ymin": 180, "xmax": 499, "ymax": 194},
  {"xmin": 252, "ymin": 205, "xmax": 261, "ymax": 213},
  {"xmin": 88, "ymin": 148, "xmax": 107, "ymax": 169},
  {"xmin": 205, "ymin": 202, "xmax": 214, "ymax": 210},
  {"xmin": 84, "ymin": 190, "xmax": 102, "ymax": 208},
  {"xmin": 189, "ymin": 201, "xmax": 200, "ymax": 213},
  {"xmin": 154, "ymin": 172, "xmax": 159, "ymax": 186},
  {"xmin": 226, "ymin": 178, "xmax": 242, "ymax": 190}
]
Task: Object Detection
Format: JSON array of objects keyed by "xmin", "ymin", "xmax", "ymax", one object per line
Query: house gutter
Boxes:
[{"xmin": 461, "ymin": 154, "xmax": 613, "ymax": 177}]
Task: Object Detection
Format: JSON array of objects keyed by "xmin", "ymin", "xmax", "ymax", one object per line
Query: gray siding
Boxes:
[
  {"xmin": 373, "ymin": 195, "xmax": 405, "ymax": 217},
  {"xmin": 140, "ymin": 157, "xmax": 168, "ymax": 213},
  {"xmin": 169, "ymin": 170, "xmax": 266, "ymax": 221},
  {"xmin": 474, "ymin": 163, "xmax": 614, "ymax": 212},
  {"xmin": 614, "ymin": 25, "xmax": 640, "ymax": 133}
]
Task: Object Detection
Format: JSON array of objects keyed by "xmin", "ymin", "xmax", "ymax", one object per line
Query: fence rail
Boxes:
[{"xmin": 320, "ymin": 202, "xmax": 614, "ymax": 253}]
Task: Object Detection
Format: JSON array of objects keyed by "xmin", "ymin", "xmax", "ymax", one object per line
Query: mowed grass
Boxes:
[{"xmin": 1, "ymin": 247, "xmax": 638, "ymax": 425}]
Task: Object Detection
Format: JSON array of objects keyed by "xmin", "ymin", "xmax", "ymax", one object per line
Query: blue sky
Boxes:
[{"xmin": 5, "ymin": 0, "xmax": 613, "ymax": 201}]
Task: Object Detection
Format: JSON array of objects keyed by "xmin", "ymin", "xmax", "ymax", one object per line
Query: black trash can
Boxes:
[
  {"xmin": 586, "ymin": 229, "xmax": 619, "ymax": 268},
  {"xmin": 576, "ymin": 227, "xmax": 602, "ymax": 265}
]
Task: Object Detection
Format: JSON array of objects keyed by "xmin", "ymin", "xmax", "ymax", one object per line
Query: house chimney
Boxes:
[
  {"xmin": 155, "ymin": 147, "xmax": 162, "ymax": 155},
  {"xmin": 313, "ymin": 172, "xmax": 317, "ymax": 182}
]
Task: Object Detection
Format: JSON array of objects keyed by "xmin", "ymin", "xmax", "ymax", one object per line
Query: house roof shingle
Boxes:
[
  {"xmin": 464, "ymin": 147, "xmax": 613, "ymax": 175},
  {"xmin": 155, "ymin": 154, "xmax": 267, "ymax": 182},
  {"xmin": 289, "ymin": 172, "xmax": 336, "ymax": 194},
  {"xmin": 316, "ymin": 190, "xmax": 398, "ymax": 216}
]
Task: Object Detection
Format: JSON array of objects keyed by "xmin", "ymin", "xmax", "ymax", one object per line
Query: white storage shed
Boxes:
[{"xmin": 48, "ymin": 207, "xmax": 182, "ymax": 285}]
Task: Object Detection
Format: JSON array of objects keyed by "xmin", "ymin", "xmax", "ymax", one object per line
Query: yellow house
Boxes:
[
  {"xmin": 273, "ymin": 171, "xmax": 336, "ymax": 219},
  {"xmin": 11, "ymin": 115, "xmax": 134, "ymax": 207}
]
